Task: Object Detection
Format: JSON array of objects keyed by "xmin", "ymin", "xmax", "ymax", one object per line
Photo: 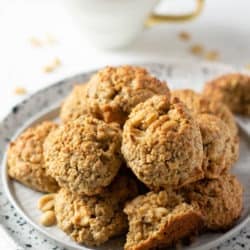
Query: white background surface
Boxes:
[{"xmin": 0, "ymin": 0, "xmax": 250, "ymax": 249}]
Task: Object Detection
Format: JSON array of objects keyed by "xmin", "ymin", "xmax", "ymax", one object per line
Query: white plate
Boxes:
[{"xmin": 0, "ymin": 61, "xmax": 250, "ymax": 250}]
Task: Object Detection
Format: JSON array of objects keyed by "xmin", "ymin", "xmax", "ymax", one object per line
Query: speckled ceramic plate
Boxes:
[{"xmin": 0, "ymin": 61, "xmax": 250, "ymax": 250}]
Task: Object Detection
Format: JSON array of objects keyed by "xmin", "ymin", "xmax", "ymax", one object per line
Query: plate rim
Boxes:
[{"xmin": 1, "ymin": 61, "xmax": 250, "ymax": 250}]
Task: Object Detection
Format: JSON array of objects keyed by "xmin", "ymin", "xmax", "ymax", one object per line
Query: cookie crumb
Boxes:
[
  {"xmin": 14, "ymin": 87, "xmax": 27, "ymax": 95},
  {"xmin": 43, "ymin": 57, "xmax": 61, "ymax": 73},
  {"xmin": 29, "ymin": 37, "xmax": 43, "ymax": 47},
  {"xmin": 205, "ymin": 50, "xmax": 219, "ymax": 61},
  {"xmin": 190, "ymin": 44, "xmax": 204, "ymax": 56},
  {"xmin": 179, "ymin": 31, "xmax": 191, "ymax": 41}
]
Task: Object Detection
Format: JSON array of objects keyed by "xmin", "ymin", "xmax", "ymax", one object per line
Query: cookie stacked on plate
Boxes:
[{"xmin": 7, "ymin": 66, "xmax": 246, "ymax": 250}]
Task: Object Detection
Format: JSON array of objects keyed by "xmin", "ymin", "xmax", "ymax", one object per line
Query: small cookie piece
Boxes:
[
  {"xmin": 60, "ymin": 84, "xmax": 89, "ymax": 123},
  {"xmin": 122, "ymin": 95, "xmax": 204, "ymax": 190},
  {"xmin": 172, "ymin": 89, "xmax": 239, "ymax": 164},
  {"xmin": 183, "ymin": 173, "xmax": 243, "ymax": 231},
  {"xmin": 203, "ymin": 73, "xmax": 250, "ymax": 116},
  {"xmin": 7, "ymin": 121, "xmax": 59, "ymax": 193},
  {"xmin": 197, "ymin": 114, "xmax": 234, "ymax": 178},
  {"xmin": 44, "ymin": 116, "xmax": 122, "ymax": 196},
  {"xmin": 54, "ymin": 175, "xmax": 138, "ymax": 246},
  {"xmin": 124, "ymin": 191, "xmax": 203, "ymax": 250},
  {"xmin": 85, "ymin": 65, "xmax": 170, "ymax": 125}
]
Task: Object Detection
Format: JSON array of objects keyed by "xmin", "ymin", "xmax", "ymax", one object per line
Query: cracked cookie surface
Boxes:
[
  {"xmin": 85, "ymin": 65, "xmax": 170, "ymax": 125},
  {"xmin": 54, "ymin": 174, "xmax": 138, "ymax": 246},
  {"xmin": 124, "ymin": 190, "xmax": 203, "ymax": 250},
  {"xmin": 183, "ymin": 173, "xmax": 243, "ymax": 231},
  {"xmin": 197, "ymin": 114, "xmax": 235, "ymax": 178},
  {"xmin": 122, "ymin": 95, "xmax": 204, "ymax": 190},
  {"xmin": 203, "ymin": 73, "xmax": 250, "ymax": 116},
  {"xmin": 172, "ymin": 89, "xmax": 239, "ymax": 164},
  {"xmin": 8, "ymin": 121, "xmax": 59, "ymax": 193},
  {"xmin": 172, "ymin": 89, "xmax": 238, "ymax": 136},
  {"xmin": 44, "ymin": 116, "xmax": 122, "ymax": 196}
]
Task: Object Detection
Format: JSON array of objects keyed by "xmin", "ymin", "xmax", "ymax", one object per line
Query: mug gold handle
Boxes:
[{"xmin": 146, "ymin": 0, "xmax": 205, "ymax": 27}]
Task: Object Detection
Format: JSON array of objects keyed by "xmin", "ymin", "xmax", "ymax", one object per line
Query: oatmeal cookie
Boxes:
[
  {"xmin": 60, "ymin": 84, "xmax": 89, "ymax": 123},
  {"xmin": 44, "ymin": 116, "xmax": 122, "ymax": 196},
  {"xmin": 197, "ymin": 114, "xmax": 235, "ymax": 178},
  {"xmin": 7, "ymin": 121, "xmax": 59, "ymax": 193},
  {"xmin": 172, "ymin": 89, "xmax": 238, "ymax": 136},
  {"xmin": 183, "ymin": 173, "xmax": 243, "ymax": 230},
  {"xmin": 85, "ymin": 65, "xmax": 170, "ymax": 125},
  {"xmin": 54, "ymin": 175, "xmax": 138, "ymax": 246},
  {"xmin": 124, "ymin": 190, "xmax": 203, "ymax": 250},
  {"xmin": 203, "ymin": 73, "xmax": 250, "ymax": 116},
  {"xmin": 172, "ymin": 89, "xmax": 239, "ymax": 164},
  {"xmin": 122, "ymin": 95, "xmax": 204, "ymax": 190}
]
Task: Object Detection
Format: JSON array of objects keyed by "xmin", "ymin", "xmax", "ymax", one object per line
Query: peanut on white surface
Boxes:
[
  {"xmin": 38, "ymin": 193, "xmax": 55, "ymax": 212},
  {"xmin": 40, "ymin": 210, "xmax": 56, "ymax": 227}
]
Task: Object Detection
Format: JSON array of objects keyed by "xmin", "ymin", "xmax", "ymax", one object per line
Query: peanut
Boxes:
[
  {"xmin": 40, "ymin": 210, "xmax": 56, "ymax": 226},
  {"xmin": 190, "ymin": 44, "xmax": 204, "ymax": 56},
  {"xmin": 38, "ymin": 193, "xmax": 55, "ymax": 212},
  {"xmin": 179, "ymin": 31, "xmax": 191, "ymax": 41},
  {"xmin": 205, "ymin": 50, "xmax": 219, "ymax": 61}
]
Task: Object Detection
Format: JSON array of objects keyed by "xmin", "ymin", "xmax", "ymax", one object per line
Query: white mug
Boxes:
[{"xmin": 64, "ymin": 0, "xmax": 204, "ymax": 49}]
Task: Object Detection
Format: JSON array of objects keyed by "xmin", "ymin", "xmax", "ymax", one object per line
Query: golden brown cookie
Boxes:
[
  {"xmin": 60, "ymin": 84, "xmax": 89, "ymax": 123},
  {"xmin": 172, "ymin": 89, "xmax": 239, "ymax": 165},
  {"xmin": 203, "ymin": 73, "xmax": 250, "ymax": 116},
  {"xmin": 122, "ymin": 95, "xmax": 204, "ymax": 191},
  {"xmin": 197, "ymin": 114, "xmax": 235, "ymax": 178},
  {"xmin": 54, "ymin": 174, "xmax": 138, "ymax": 246},
  {"xmin": 85, "ymin": 65, "xmax": 170, "ymax": 125},
  {"xmin": 44, "ymin": 116, "xmax": 122, "ymax": 196},
  {"xmin": 124, "ymin": 190, "xmax": 203, "ymax": 250},
  {"xmin": 172, "ymin": 89, "xmax": 238, "ymax": 136},
  {"xmin": 7, "ymin": 121, "xmax": 59, "ymax": 193},
  {"xmin": 183, "ymin": 173, "xmax": 243, "ymax": 231}
]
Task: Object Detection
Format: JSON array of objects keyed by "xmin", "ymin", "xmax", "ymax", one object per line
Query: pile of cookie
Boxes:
[{"xmin": 8, "ymin": 66, "xmax": 249, "ymax": 250}]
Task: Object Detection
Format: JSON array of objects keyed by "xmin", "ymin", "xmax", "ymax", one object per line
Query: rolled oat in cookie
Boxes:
[
  {"xmin": 54, "ymin": 174, "xmax": 138, "ymax": 246},
  {"xmin": 172, "ymin": 89, "xmax": 239, "ymax": 164},
  {"xmin": 122, "ymin": 95, "xmax": 204, "ymax": 191},
  {"xmin": 197, "ymin": 114, "xmax": 235, "ymax": 178},
  {"xmin": 124, "ymin": 190, "xmax": 203, "ymax": 250},
  {"xmin": 203, "ymin": 73, "xmax": 250, "ymax": 116},
  {"xmin": 44, "ymin": 115, "xmax": 122, "ymax": 196},
  {"xmin": 85, "ymin": 65, "xmax": 170, "ymax": 126},
  {"xmin": 182, "ymin": 173, "xmax": 243, "ymax": 231},
  {"xmin": 7, "ymin": 121, "xmax": 59, "ymax": 193}
]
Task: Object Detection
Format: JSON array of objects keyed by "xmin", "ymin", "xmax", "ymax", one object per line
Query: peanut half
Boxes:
[
  {"xmin": 40, "ymin": 210, "xmax": 56, "ymax": 227},
  {"xmin": 38, "ymin": 193, "xmax": 55, "ymax": 212}
]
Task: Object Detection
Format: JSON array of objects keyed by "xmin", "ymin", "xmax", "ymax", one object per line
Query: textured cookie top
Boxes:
[
  {"xmin": 124, "ymin": 190, "xmax": 184, "ymax": 216},
  {"xmin": 124, "ymin": 190, "xmax": 203, "ymax": 250},
  {"xmin": 172, "ymin": 89, "xmax": 238, "ymax": 136},
  {"xmin": 60, "ymin": 84, "xmax": 89, "ymax": 123},
  {"xmin": 183, "ymin": 173, "xmax": 243, "ymax": 230},
  {"xmin": 197, "ymin": 114, "xmax": 234, "ymax": 178},
  {"xmin": 122, "ymin": 95, "xmax": 204, "ymax": 190},
  {"xmin": 8, "ymin": 121, "xmax": 59, "ymax": 193},
  {"xmin": 44, "ymin": 116, "xmax": 122, "ymax": 196},
  {"xmin": 54, "ymin": 174, "xmax": 138, "ymax": 246},
  {"xmin": 85, "ymin": 66, "xmax": 170, "ymax": 125},
  {"xmin": 203, "ymin": 73, "xmax": 250, "ymax": 116}
]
